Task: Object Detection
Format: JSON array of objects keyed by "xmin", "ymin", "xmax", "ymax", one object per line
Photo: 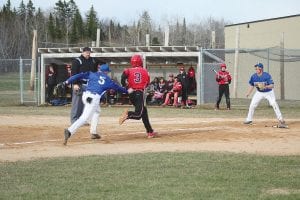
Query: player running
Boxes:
[
  {"xmin": 61, "ymin": 63, "xmax": 128, "ymax": 145},
  {"xmin": 244, "ymin": 63, "xmax": 287, "ymax": 128},
  {"xmin": 119, "ymin": 54, "xmax": 157, "ymax": 138}
]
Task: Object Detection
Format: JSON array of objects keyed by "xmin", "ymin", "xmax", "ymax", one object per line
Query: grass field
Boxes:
[{"xmin": 1, "ymin": 152, "xmax": 300, "ymax": 199}]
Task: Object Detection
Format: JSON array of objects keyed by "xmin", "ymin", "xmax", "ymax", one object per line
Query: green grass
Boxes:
[
  {"xmin": 0, "ymin": 72, "xmax": 24, "ymax": 91},
  {"xmin": 1, "ymin": 152, "xmax": 300, "ymax": 199}
]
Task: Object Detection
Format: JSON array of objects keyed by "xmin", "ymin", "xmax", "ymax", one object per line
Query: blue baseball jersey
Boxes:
[
  {"xmin": 66, "ymin": 72, "xmax": 127, "ymax": 97},
  {"xmin": 249, "ymin": 72, "xmax": 273, "ymax": 92}
]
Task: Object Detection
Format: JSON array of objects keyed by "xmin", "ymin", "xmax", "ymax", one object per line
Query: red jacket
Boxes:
[{"xmin": 216, "ymin": 70, "xmax": 232, "ymax": 85}]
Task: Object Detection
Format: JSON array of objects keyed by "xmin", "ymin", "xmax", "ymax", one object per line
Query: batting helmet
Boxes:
[
  {"xmin": 220, "ymin": 63, "xmax": 226, "ymax": 68},
  {"xmin": 130, "ymin": 54, "xmax": 143, "ymax": 67}
]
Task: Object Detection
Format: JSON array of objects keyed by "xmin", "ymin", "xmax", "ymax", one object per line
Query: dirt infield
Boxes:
[{"xmin": 1, "ymin": 115, "xmax": 300, "ymax": 162}]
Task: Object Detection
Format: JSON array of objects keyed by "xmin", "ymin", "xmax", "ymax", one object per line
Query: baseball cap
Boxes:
[
  {"xmin": 82, "ymin": 47, "xmax": 91, "ymax": 52},
  {"xmin": 254, "ymin": 63, "xmax": 263, "ymax": 69},
  {"xmin": 99, "ymin": 63, "xmax": 111, "ymax": 72}
]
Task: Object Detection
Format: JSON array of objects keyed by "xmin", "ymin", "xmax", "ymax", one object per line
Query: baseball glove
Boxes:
[{"xmin": 256, "ymin": 83, "xmax": 265, "ymax": 90}]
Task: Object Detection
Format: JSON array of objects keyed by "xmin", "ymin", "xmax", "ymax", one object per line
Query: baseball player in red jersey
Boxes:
[
  {"xmin": 215, "ymin": 63, "xmax": 232, "ymax": 110},
  {"xmin": 119, "ymin": 54, "xmax": 157, "ymax": 138}
]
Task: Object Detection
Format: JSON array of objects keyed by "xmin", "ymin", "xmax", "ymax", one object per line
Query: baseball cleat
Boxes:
[
  {"xmin": 63, "ymin": 129, "xmax": 71, "ymax": 145},
  {"xmin": 147, "ymin": 132, "xmax": 157, "ymax": 138},
  {"xmin": 91, "ymin": 134, "xmax": 101, "ymax": 139},
  {"xmin": 243, "ymin": 121, "xmax": 252, "ymax": 125},
  {"xmin": 277, "ymin": 120, "xmax": 288, "ymax": 128},
  {"xmin": 119, "ymin": 109, "xmax": 128, "ymax": 125}
]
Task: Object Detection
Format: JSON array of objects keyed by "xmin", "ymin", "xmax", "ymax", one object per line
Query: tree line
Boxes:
[{"xmin": 0, "ymin": 0, "xmax": 227, "ymax": 59}]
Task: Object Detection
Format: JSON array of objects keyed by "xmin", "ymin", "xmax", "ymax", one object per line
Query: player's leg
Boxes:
[
  {"xmin": 173, "ymin": 92, "xmax": 179, "ymax": 106},
  {"xmin": 68, "ymin": 93, "xmax": 94, "ymax": 135},
  {"xmin": 224, "ymin": 84, "xmax": 230, "ymax": 109},
  {"xmin": 128, "ymin": 91, "xmax": 144, "ymax": 120},
  {"xmin": 245, "ymin": 91, "xmax": 264, "ymax": 122},
  {"xmin": 89, "ymin": 96, "xmax": 101, "ymax": 139},
  {"xmin": 162, "ymin": 92, "xmax": 171, "ymax": 106},
  {"xmin": 215, "ymin": 85, "xmax": 224, "ymax": 109},
  {"xmin": 265, "ymin": 90, "xmax": 283, "ymax": 121},
  {"xmin": 141, "ymin": 107, "xmax": 157, "ymax": 138}
]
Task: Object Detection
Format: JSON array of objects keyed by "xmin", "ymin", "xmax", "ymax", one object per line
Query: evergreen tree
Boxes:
[
  {"xmin": 86, "ymin": 5, "xmax": 99, "ymax": 41},
  {"xmin": 47, "ymin": 13, "xmax": 56, "ymax": 41},
  {"xmin": 70, "ymin": 8, "xmax": 84, "ymax": 44}
]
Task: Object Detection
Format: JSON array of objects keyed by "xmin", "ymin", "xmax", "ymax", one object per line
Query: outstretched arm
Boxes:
[{"xmin": 246, "ymin": 85, "xmax": 254, "ymax": 98}]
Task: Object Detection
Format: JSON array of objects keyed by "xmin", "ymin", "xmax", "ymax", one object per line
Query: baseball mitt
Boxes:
[{"xmin": 257, "ymin": 83, "xmax": 265, "ymax": 90}]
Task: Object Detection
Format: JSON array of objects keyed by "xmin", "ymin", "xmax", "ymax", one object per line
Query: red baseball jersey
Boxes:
[
  {"xmin": 123, "ymin": 67, "xmax": 150, "ymax": 90},
  {"xmin": 216, "ymin": 70, "xmax": 232, "ymax": 85}
]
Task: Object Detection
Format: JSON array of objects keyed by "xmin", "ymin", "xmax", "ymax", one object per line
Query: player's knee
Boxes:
[
  {"xmin": 269, "ymin": 101, "xmax": 276, "ymax": 107},
  {"xmin": 249, "ymin": 104, "xmax": 258, "ymax": 110}
]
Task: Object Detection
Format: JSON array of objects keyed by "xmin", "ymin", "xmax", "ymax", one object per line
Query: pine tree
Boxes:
[
  {"xmin": 70, "ymin": 9, "xmax": 84, "ymax": 44},
  {"xmin": 47, "ymin": 13, "xmax": 56, "ymax": 41},
  {"xmin": 86, "ymin": 5, "xmax": 99, "ymax": 41}
]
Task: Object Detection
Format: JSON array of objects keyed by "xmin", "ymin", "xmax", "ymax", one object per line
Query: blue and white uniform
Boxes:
[
  {"xmin": 246, "ymin": 70, "xmax": 283, "ymax": 122},
  {"xmin": 65, "ymin": 71, "xmax": 128, "ymax": 137}
]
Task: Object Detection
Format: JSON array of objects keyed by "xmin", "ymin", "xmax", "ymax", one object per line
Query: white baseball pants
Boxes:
[
  {"xmin": 246, "ymin": 90, "xmax": 283, "ymax": 122},
  {"xmin": 68, "ymin": 91, "xmax": 101, "ymax": 135}
]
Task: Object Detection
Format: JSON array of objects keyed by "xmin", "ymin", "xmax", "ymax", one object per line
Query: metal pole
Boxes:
[
  {"xmin": 19, "ymin": 57, "xmax": 24, "ymax": 104},
  {"xmin": 233, "ymin": 26, "xmax": 240, "ymax": 98},
  {"xmin": 37, "ymin": 57, "xmax": 41, "ymax": 105},
  {"xmin": 40, "ymin": 54, "xmax": 45, "ymax": 104},
  {"xmin": 199, "ymin": 47, "xmax": 204, "ymax": 105},
  {"xmin": 280, "ymin": 32, "xmax": 285, "ymax": 100},
  {"xmin": 196, "ymin": 48, "xmax": 201, "ymax": 105}
]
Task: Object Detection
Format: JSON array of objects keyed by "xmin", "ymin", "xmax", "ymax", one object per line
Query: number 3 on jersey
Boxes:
[{"xmin": 134, "ymin": 72, "xmax": 141, "ymax": 83}]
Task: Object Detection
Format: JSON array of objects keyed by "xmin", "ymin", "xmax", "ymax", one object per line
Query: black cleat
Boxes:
[
  {"xmin": 63, "ymin": 129, "xmax": 71, "ymax": 145},
  {"xmin": 91, "ymin": 134, "xmax": 101, "ymax": 139},
  {"xmin": 243, "ymin": 121, "xmax": 252, "ymax": 125}
]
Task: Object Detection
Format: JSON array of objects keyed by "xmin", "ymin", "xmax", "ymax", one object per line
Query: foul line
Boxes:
[{"xmin": 0, "ymin": 126, "xmax": 223, "ymax": 147}]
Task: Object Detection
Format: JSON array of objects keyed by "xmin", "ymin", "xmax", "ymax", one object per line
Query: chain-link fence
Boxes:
[
  {"xmin": 0, "ymin": 59, "xmax": 38, "ymax": 106},
  {"xmin": 199, "ymin": 47, "xmax": 300, "ymax": 104}
]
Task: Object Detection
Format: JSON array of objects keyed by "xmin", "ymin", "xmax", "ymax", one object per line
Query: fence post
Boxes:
[
  {"xmin": 233, "ymin": 26, "xmax": 240, "ymax": 98},
  {"xmin": 199, "ymin": 47, "xmax": 204, "ymax": 105},
  {"xmin": 19, "ymin": 57, "xmax": 24, "ymax": 104},
  {"xmin": 37, "ymin": 57, "xmax": 41, "ymax": 105}
]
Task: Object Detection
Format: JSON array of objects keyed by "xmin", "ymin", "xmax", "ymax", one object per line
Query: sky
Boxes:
[{"xmin": 3, "ymin": 0, "xmax": 300, "ymax": 25}]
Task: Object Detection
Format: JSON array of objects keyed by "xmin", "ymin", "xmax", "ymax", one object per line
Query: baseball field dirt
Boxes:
[{"xmin": 1, "ymin": 115, "xmax": 300, "ymax": 162}]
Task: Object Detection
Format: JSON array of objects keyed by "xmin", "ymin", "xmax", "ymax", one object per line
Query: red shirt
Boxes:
[
  {"xmin": 123, "ymin": 67, "xmax": 150, "ymax": 90},
  {"xmin": 216, "ymin": 70, "xmax": 232, "ymax": 85}
]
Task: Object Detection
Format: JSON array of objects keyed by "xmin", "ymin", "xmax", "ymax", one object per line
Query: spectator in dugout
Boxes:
[
  {"xmin": 149, "ymin": 77, "xmax": 167, "ymax": 105},
  {"xmin": 162, "ymin": 76, "xmax": 182, "ymax": 107},
  {"xmin": 146, "ymin": 77, "xmax": 159, "ymax": 104},
  {"xmin": 45, "ymin": 63, "xmax": 57, "ymax": 103},
  {"xmin": 176, "ymin": 63, "xmax": 190, "ymax": 108},
  {"xmin": 165, "ymin": 73, "xmax": 175, "ymax": 93}
]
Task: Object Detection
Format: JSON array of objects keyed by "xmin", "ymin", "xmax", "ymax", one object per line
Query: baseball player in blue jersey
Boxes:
[
  {"xmin": 60, "ymin": 64, "xmax": 128, "ymax": 145},
  {"xmin": 244, "ymin": 63, "xmax": 287, "ymax": 128}
]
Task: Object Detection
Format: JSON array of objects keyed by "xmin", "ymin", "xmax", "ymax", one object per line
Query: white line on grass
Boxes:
[{"xmin": 0, "ymin": 126, "xmax": 224, "ymax": 147}]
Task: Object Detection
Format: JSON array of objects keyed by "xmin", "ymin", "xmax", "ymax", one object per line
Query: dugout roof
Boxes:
[{"xmin": 38, "ymin": 46, "xmax": 201, "ymax": 64}]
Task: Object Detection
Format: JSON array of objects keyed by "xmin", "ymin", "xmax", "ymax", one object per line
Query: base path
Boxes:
[{"xmin": 1, "ymin": 115, "xmax": 300, "ymax": 162}]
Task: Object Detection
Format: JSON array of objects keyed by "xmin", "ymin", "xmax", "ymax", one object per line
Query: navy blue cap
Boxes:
[{"xmin": 254, "ymin": 63, "xmax": 263, "ymax": 69}]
